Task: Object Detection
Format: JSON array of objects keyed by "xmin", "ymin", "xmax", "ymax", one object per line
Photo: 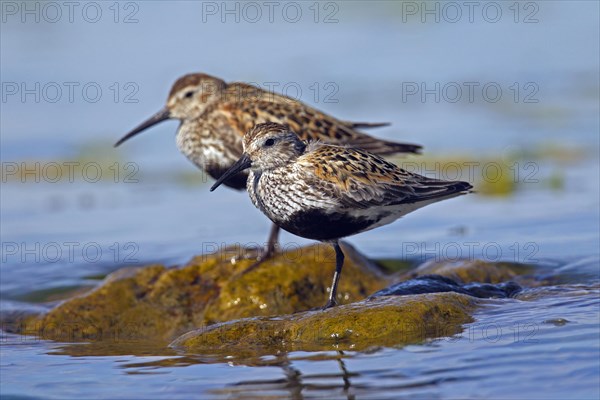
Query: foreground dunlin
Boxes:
[
  {"xmin": 211, "ymin": 123, "xmax": 472, "ymax": 308},
  {"xmin": 114, "ymin": 73, "xmax": 421, "ymax": 261}
]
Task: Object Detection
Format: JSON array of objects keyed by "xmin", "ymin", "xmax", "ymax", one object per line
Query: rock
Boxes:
[
  {"xmin": 462, "ymin": 281, "xmax": 522, "ymax": 298},
  {"xmin": 170, "ymin": 292, "xmax": 478, "ymax": 355},
  {"xmin": 404, "ymin": 259, "xmax": 532, "ymax": 284},
  {"xmin": 7, "ymin": 244, "xmax": 536, "ymax": 349},
  {"xmin": 14, "ymin": 243, "xmax": 389, "ymax": 343},
  {"xmin": 201, "ymin": 242, "xmax": 387, "ymax": 323},
  {"xmin": 371, "ymin": 274, "xmax": 521, "ymax": 298}
]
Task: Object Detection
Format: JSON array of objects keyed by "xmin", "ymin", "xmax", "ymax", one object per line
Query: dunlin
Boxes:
[
  {"xmin": 115, "ymin": 73, "xmax": 422, "ymax": 260},
  {"xmin": 211, "ymin": 122, "xmax": 472, "ymax": 308}
]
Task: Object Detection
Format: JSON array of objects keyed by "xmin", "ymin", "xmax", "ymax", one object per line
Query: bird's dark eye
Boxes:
[
  {"xmin": 184, "ymin": 90, "xmax": 194, "ymax": 98},
  {"xmin": 264, "ymin": 138, "xmax": 275, "ymax": 147}
]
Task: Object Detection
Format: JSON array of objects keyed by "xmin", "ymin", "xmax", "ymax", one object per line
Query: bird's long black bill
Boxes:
[
  {"xmin": 114, "ymin": 108, "xmax": 171, "ymax": 147},
  {"xmin": 210, "ymin": 154, "xmax": 252, "ymax": 192}
]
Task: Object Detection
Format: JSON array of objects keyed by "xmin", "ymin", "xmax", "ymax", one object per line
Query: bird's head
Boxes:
[
  {"xmin": 210, "ymin": 122, "xmax": 306, "ymax": 191},
  {"xmin": 115, "ymin": 73, "xmax": 226, "ymax": 147}
]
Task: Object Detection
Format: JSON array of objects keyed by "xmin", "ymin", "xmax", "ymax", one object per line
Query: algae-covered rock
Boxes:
[
  {"xmin": 18, "ymin": 264, "xmax": 195, "ymax": 343},
  {"xmin": 8, "ymin": 242, "xmax": 537, "ymax": 349},
  {"xmin": 171, "ymin": 293, "xmax": 478, "ymax": 354},
  {"xmin": 15, "ymin": 243, "xmax": 389, "ymax": 343},
  {"xmin": 405, "ymin": 259, "xmax": 531, "ymax": 284},
  {"xmin": 201, "ymin": 242, "xmax": 387, "ymax": 323}
]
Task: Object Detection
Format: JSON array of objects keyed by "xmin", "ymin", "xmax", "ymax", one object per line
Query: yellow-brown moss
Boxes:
[
  {"xmin": 16, "ymin": 243, "xmax": 389, "ymax": 343},
  {"xmin": 10, "ymin": 244, "xmax": 535, "ymax": 350},
  {"xmin": 171, "ymin": 293, "xmax": 478, "ymax": 354},
  {"xmin": 201, "ymin": 243, "xmax": 388, "ymax": 323},
  {"xmin": 404, "ymin": 259, "xmax": 529, "ymax": 284}
]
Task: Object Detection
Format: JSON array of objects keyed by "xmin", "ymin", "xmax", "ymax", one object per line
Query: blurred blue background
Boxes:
[
  {"xmin": 2, "ymin": 1, "xmax": 598, "ymax": 268},
  {"xmin": 1, "ymin": 1, "xmax": 599, "ymax": 399},
  {"xmin": 2, "ymin": 1, "xmax": 598, "ymax": 154}
]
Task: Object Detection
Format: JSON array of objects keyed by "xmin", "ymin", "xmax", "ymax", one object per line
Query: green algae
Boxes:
[
  {"xmin": 374, "ymin": 258, "xmax": 417, "ymax": 274},
  {"xmin": 14, "ymin": 244, "xmax": 389, "ymax": 343},
  {"xmin": 13, "ymin": 285, "xmax": 95, "ymax": 303},
  {"xmin": 386, "ymin": 142, "xmax": 587, "ymax": 197},
  {"xmin": 6, "ymin": 245, "xmax": 541, "ymax": 354},
  {"xmin": 2, "ymin": 141, "xmax": 585, "ymax": 196},
  {"xmin": 201, "ymin": 243, "xmax": 388, "ymax": 323},
  {"xmin": 405, "ymin": 259, "xmax": 532, "ymax": 284},
  {"xmin": 171, "ymin": 293, "xmax": 478, "ymax": 354}
]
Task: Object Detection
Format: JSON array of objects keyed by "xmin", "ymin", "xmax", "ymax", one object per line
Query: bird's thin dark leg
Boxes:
[
  {"xmin": 240, "ymin": 223, "xmax": 280, "ymax": 275},
  {"xmin": 265, "ymin": 223, "xmax": 280, "ymax": 257},
  {"xmin": 324, "ymin": 241, "xmax": 345, "ymax": 309}
]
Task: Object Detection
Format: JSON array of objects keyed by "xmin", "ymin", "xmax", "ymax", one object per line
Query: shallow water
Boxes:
[
  {"xmin": 1, "ymin": 1, "xmax": 599, "ymax": 399},
  {"xmin": 2, "ymin": 277, "xmax": 599, "ymax": 399}
]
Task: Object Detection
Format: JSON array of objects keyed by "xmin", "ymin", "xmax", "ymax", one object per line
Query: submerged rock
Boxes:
[
  {"xmin": 404, "ymin": 259, "xmax": 532, "ymax": 284},
  {"xmin": 371, "ymin": 274, "xmax": 521, "ymax": 298}
]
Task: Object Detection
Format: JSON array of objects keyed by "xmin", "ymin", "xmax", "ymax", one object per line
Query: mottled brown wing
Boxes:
[
  {"xmin": 298, "ymin": 145, "xmax": 415, "ymax": 208},
  {"xmin": 226, "ymin": 83, "xmax": 389, "ymax": 129},
  {"xmin": 299, "ymin": 145, "xmax": 471, "ymax": 209},
  {"xmin": 223, "ymin": 83, "xmax": 421, "ymax": 155}
]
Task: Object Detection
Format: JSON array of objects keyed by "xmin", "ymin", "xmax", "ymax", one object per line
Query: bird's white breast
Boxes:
[{"xmin": 248, "ymin": 166, "xmax": 337, "ymax": 223}]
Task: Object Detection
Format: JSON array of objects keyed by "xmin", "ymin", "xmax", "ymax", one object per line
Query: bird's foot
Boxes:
[
  {"xmin": 229, "ymin": 246, "xmax": 261, "ymax": 263},
  {"xmin": 322, "ymin": 298, "xmax": 338, "ymax": 310},
  {"xmin": 307, "ymin": 300, "xmax": 337, "ymax": 312},
  {"xmin": 232, "ymin": 244, "xmax": 278, "ymax": 275},
  {"xmin": 226, "ymin": 243, "xmax": 275, "ymax": 262}
]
